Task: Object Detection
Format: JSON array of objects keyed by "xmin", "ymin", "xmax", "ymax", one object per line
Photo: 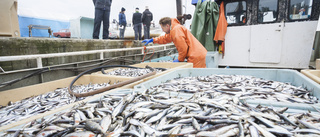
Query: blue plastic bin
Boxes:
[{"xmin": 134, "ymin": 68, "xmax": 320, "ymax": 112}]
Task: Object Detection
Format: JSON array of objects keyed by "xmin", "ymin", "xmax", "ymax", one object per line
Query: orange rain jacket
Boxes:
[
  {"xmin": 153, "ymin": 18, "xmax": 207, "ymax": 68},
  {"xmin": 214, "ymin": 1, "xmax": 228, "ymax": 57}
]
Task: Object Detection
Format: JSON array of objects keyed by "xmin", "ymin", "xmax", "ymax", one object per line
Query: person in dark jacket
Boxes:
[
  {"xmin": 92, "ymin": 0, "xmax": 112, "ymax": 39},
  {"xmin": 142, "ymin": 6, "xmax": 153, "ymax": 39},
  {"xmin": 118, "ymin": 7, "xmax": 126, "ymax": 39},
  {"xmin": 132, "ymin": 7, "xmax": 142, "ymax": 40}
]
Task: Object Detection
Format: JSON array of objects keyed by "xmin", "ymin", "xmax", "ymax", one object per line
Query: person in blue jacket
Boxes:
[
  {"xmin": 92, "ymin": 0, "xmax": 112, "ymax": 39},
  {"xmin": 119, "ymin": 7, "xmax": 127, "ymax": 39}
]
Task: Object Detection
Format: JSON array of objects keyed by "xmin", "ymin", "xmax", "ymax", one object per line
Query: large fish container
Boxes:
[
  {"xmin": 0, "ymin": 88, "xmax": 132, "ymax": 133},
  {"xmin": 91, "ymin": 62, "xmax": 193, "ymax": 82},
  {"xmin": 146, "ymin": 52, "xmax": 219, "ymax": 68},
  {"xmin": 134, "ymin": 68, "xmax": 320, "ymax": 112},
  {"xmin": 0, "ymin": 75, "xmax": 139, "ymax": 131}
]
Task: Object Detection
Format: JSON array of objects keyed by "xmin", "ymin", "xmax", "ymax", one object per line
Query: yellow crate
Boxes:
[
  {"xmin": 0, "ymin": 75, "xmax": 139, "ymax": 106},
  {"xmin": 301, "ymin": 69, "xmax": 320, "ymax": 84}
]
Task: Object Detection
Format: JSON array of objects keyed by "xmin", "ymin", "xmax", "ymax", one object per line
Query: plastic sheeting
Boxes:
[
  {"xmin": 18, "ymin": 16, "xmax": 70, "ymax": 37},
  {"xmin": 191, "ymin": 0, "xmax": 219, "ymax": 51}
]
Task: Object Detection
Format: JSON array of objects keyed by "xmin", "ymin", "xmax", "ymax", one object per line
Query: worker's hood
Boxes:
[{"xmin": 171, "ymin": 18, "xmax": 181, "ymax": 29}]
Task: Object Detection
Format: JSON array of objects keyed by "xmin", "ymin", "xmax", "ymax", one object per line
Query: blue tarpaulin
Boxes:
[
  {"xmin": 18, "ymin": 16, "xmax": 70, "ymax": 37},
  {"xmin": 192, "ymin": 0, "xmax": 204, "ymax": 5}
]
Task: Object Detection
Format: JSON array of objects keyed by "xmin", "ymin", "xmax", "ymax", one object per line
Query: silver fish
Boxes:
[
  {"xmin": 100, "ymin": 114, "xmax": 112, "ymax": 133},
  {"xmin": 248, "ymin": 120, "xmax": 276, "ymax": 137},
  {"xmin": 191, "ymin": 117, "xmax": 200, "ymax": 131}
]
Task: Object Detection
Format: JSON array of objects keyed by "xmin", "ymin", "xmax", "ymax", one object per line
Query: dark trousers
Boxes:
[
  {"xmin": 93, "ymin": 9, "xmax": 110, "ymax": 39},
  {"xmin": 133, "ymin": 23, "xmax": 142, "ymax": 40},
  {"xmin": 119, "ymin": 26, "xmax": 126, "ymax": 39},
  {"xmin": 143, "ymin": 25, "xmax": 150, "ymax": 39}
]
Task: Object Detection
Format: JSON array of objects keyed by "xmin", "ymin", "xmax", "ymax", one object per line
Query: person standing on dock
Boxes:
[
  {"xmin": 142, "ymin": 6, "xmax": 153, "ymax": 39},
  {"xmin": 119, "ymin": 7, "xmax": 127, "ymax": 40},
  {"xmin": 142, "ymin": 17, "xmax": 207, "ymax": 68},
  {"xmin": 92, "ymin": 0, "xmax": 112, "ymax": 39},
  {"xmin": 132, "ymin": 7, "xmax": 142, "ymax": 40}
]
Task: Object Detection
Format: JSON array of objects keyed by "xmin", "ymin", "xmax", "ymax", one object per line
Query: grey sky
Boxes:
[{"xmin": 18, "ymin": 0, "xmax": 195, "ymax": 28}]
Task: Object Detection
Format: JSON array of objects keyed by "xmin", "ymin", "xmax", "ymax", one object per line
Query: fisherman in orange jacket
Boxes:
[{"xmin": 142, "ymin": 17, "xmax": 207, "ymax": 68}]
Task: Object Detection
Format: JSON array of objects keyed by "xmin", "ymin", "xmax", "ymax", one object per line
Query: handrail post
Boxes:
[
  {"xmin": 36, "ymin": 57, "xmax": 43, "ymax": 68},
  {"xmin": 100, "ymin": 52, "xmax": 104, "ymax": 60}
]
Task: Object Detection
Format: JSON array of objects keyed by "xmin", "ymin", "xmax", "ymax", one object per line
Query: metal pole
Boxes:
[
  {"xmin": 100, "ymin": 52, "xmax": 104, "ymax": 60},
  {"xmin": 0, "ymin": 44, "xmax": 174, "ymax": 62},
  {"xmin": 36, "ymin": 57, "xmax": 42, "ymax": 68},
  {"xmin": 176, "ymin": 0, "xmax": 182, "ymax": 16}
]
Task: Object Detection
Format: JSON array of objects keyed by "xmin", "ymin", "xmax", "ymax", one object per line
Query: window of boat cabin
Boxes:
[
  {"xmin": 289, "ymin": 0, "xmax": 313, "ymax": 20},
  {"xmin": 225, "ymin": 1, "xmax": 247, "ymax": 25},
  {"xmin": 258, "ymin": 0, "xmax": 278, "ymax": 23}
]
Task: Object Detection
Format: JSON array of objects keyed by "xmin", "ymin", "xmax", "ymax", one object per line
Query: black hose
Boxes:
[
  {"xmin": 0, "ymin": 69, "xmax": 48, "ymax": 88},
  {"xmin": 68, "ymin": 65, "xmax": 160, "ymax": 97},
  {"xmin": 0, "ymin": 57, "xmax": 167, "ymax": 89},
  {"xmin": 0, "ymin": 58, "xmax": 126, "ymax": 89}
]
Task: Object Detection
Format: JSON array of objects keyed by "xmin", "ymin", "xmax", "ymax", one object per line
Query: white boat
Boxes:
[{"xmin": 217, "ymin": 0, "xmax": 319, "ymax": 69}]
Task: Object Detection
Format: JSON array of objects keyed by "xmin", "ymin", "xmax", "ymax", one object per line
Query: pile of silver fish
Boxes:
[
  {"xmin": 3, "ymin": 89, "xmax": 320, "ymax": 136},
  {"xmin": 148, "ymin": 75, "xmax": 318, "ymax": 104},
  {"xmin": 2, "ymin": 74, "xmax": 320, "ymax": 137},
  {"xmin": 105, "ymin": 68, "xmax": 163, "ymax": 77},
  {"xmin": 0, "ymin": 83, "xmax": 110, "ymax": 127}
]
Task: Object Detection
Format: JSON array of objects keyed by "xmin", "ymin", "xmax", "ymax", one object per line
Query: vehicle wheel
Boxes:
[{"xmin": 57, "ymin": 35, "xmax": 61, "ymax": 38}]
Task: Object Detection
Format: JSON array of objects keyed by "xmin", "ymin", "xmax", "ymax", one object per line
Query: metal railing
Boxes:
[{"xmin": 0, "ymin": 44, "xmax": 174, "ymax": 69}]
